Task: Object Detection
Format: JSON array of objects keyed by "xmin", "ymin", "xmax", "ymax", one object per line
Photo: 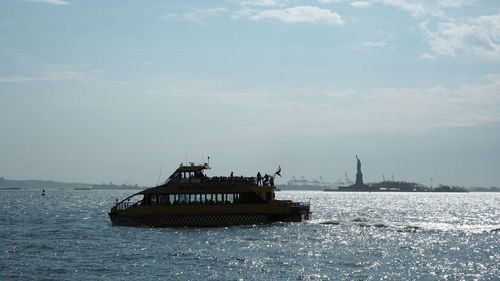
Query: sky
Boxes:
[{"xmin": 0, "ymin": 0, "xmax": 499, "ymax": 187}]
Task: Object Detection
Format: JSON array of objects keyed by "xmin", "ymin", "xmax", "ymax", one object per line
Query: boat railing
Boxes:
[
  {"xmin": 295, "ymin": 201, "xmax": 310, "ymax": 208},
  {"xmin": 115, "ymin": 195, "xmax": 143, "ymax": 211},
  {"xmin": 205, "ymin": 176, "xmax": 257, "ymax": 185},
  {"xmin": 116, "ymin": 201, "xmax": 133, "ymax": 210},
  {"xmin": 203, "ymin": 176, "xmax": 277, "ymax": 186},
  {"xmin": 290, "ymin": 201, "xmax": 311, "ymax": 214},
  {"xmin": 169, "ymin": 175, "xmax": 278, "ymax": 186}
]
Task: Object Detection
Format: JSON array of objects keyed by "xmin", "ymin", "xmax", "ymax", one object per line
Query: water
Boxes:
[{"xmin": 1, "ymin": 190, "xmax": 499, "ymax": 280}]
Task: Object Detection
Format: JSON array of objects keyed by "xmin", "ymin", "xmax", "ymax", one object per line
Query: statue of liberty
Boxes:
[{"xmin": 355, "ymin": 155, "xmax": 364, "ymax": 186}]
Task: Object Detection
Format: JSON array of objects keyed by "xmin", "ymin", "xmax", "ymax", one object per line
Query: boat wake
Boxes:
[
  {"xmin": 318, "ymin": 218, "xmax": 422, "ymax": 232},
  {"xmin": 317, "ymin": 218, "xmax": 498, "ymax": 233}
]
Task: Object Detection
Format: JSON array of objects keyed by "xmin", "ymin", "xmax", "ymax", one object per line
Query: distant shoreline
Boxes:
[
  {"xmin": 1, "ymin": 177, "xmax": 497, "ymax": 192},
  {"xmin": 277, "ymin": 179, "xmax": 498, "ymax": 193},
  {"xmin": 0, "ymin": 177, "xmax": 143, "ymax": 190}
]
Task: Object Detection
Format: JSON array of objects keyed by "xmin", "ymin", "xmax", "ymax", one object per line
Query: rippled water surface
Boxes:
[{"xmin": 1, "ymin": 190, "xmax": 499, "ymax": 280}]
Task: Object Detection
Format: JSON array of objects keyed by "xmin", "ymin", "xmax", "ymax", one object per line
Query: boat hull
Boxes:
[{"xmin": 108, "ymin": 212, "xmax": 309, "ymax": 227}]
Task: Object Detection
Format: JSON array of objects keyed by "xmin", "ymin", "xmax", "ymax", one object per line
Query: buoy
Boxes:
[{"xmin": 42, "ymin": 189, "xmax": 45, "ymax": 196}]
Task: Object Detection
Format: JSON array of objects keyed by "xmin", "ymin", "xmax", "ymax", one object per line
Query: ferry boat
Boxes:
[{"xmin": 108, "ymin": 163, "xmax": 311, "ymax": 227}]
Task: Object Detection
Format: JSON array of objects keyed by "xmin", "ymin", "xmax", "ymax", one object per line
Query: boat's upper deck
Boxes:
[
  {"xmin": 110, "ymin": 163, "xmax": 297, "ymax": 213},
  {"xmin": 142, "ymin": 163, "xmax": 276, "ymax": 194}
]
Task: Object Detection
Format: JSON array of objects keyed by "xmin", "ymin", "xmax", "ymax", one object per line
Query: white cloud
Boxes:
[
  {"xmin": 437, "ymin": 0, "xmax": 476, "ymax": 8},
  {"xmin": 241, "ymin": 0, "xmax": 284, "ymax": 6},
  {"xmin": 350, "ymin": 1, "xmax": 372, "ymax": 8},
  {"xmin": 368, "ymin": 77, "xmax": 500, "ymax": 129},
  {"xmin": 249, "ymin": 6, "xmax": 344, "ymax": 25},
  {"xmin": 376, "ymin": 0, "xmax": 431, "ymax": 18},
  {"xmin": 0, "ymin": 65, "xmax": 100, "ymax": 83},
  {"xmin": 420, "ymin": 52, "xmax": 435, "ymax": 60},
  {"xmin": 419, "ymin": 13, "xmax": 500, "ymax": 61},
  {"xmin": 317, "ymin": 0, "xmax": 341, "ymax": 3},
  {"xmin": 154, "ymin": 76, "xmax": 500, "ymax": 137},
  {"xmin": 355, "ymin": 40, "xmax": 389, "ymax": 50},
  {"xmin": 299, "ymin": 77, "xmax": 500, "ymax": 135},
  {"xmin": 231, "ymin": 7, "xmax": 258, "ymax": 20},
  {"xmin": 0, "ymin": 71, "xmax": 88, "ymax": 83},
  {"xmin": 375, "ymin": 0, "xmax": 477, "ymax": 18},
  {"xmin": 19, "ymin": 0, "xmax": 71, "ymax": 5},
  {"xmin": 355, "ymin": 30, "xmax": 397, "ymax": 50},
  {"xmin": 162, "ymin": 8, "xmax": 227, "ymax": 25}
]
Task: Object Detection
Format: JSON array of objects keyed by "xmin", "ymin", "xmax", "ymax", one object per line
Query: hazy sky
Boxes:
[{"xmin": 1, "ymin": 0, "xmax": 499, "ymax": 187}]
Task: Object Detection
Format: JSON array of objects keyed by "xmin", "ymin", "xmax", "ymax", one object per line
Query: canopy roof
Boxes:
[{"xmin": 175, "ymin": 163, "xmax": 210, "ymax": 173}]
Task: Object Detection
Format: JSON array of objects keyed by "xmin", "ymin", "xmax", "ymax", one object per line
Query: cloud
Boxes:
[
  {"xmin": 437, "ymin": 0, "xmax": 476, "ymax": 8},
  {"xmin": 0, "ymin": 66, "xmax": 100, "ymax": 83},
  {"xmin": 355, "ymin": 30, "xmax": 397, "ymax": 50},
  {"xmin": 0, "ymin": 72, "xmax": 90, "ymax": 83},
  {"xmin": 376, "ymin": 0, "xmax": 431, "ymax": 18},
  {"xmin": 355, "ymin": 40, "xmax": 390, "ymax": 50},
  {"xmin": 241, "ymin": 0, "xmax": 284, "ymax": 6},
  {"xmin": 19, "ymin": 0, "xmax": 71, "ymax": 5},
  {"xmin": 366, "ymin": 77, "xmax": 500, "ymax": 131},
  {"xmin": 153, "ymin": 75, "xmax": 500, "ymax": 137},
  {"xmin": 350, "ymin": 1, "xmax": 372, "ymax": 8},
  {"xmin": 375, "ymin": 0, "xmax": 477, "ymax": 18},
  {"xmin": 231, "ymin": 7, "xmax": 259, "ymax": 20},
  {"xmin": 419, "ymin": 13, "xmax": 500, "ymax": 61},
  {"xmin": 291, "ymin": 77, "xmax": 500, "ymax": 135},
  {"xmin": 162, "ymin": 8, "xmax": 227, "ymax": 25},
  {"xmin": 419, "ymin": 53, "xmax": 435, "ymax": 60},
  {"xmin": 249, "ymin": 6, "xmax": 344, "ymax": 25}
]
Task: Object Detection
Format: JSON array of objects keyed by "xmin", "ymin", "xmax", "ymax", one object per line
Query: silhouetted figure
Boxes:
[
  {"xmin": 263, "ymin": 174, "xmax": 269, "ymax": 186},
  {"xmin": 42, "ymin": 189, "xmax": 45, "ymax": 196},
  {"xmin": 257, "ymin": 172, "xmax": 262, "ymax": 186}
]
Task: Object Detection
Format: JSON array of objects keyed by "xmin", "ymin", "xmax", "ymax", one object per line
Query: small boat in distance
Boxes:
[{"xmin": 108, "ymin": 163, "xmax": 311, "ymax": 227}]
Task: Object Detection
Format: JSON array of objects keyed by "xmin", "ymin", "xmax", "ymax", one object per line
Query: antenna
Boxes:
[
  {"xmin": 391, "ymin": 173, "xmax": 395, "ymax": 181},
  {"xmin": 156, "ymin": 163, "xmax": 163, "ymax": 186},
  {"xmin": 382, "ymin": 173, "xmax": 386, "ymax": 181}
]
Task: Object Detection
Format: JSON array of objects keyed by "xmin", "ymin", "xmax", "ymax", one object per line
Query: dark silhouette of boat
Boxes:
[{"xmin": 108, "ymin": 163, "xmax": 311, "ymax": 227}]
